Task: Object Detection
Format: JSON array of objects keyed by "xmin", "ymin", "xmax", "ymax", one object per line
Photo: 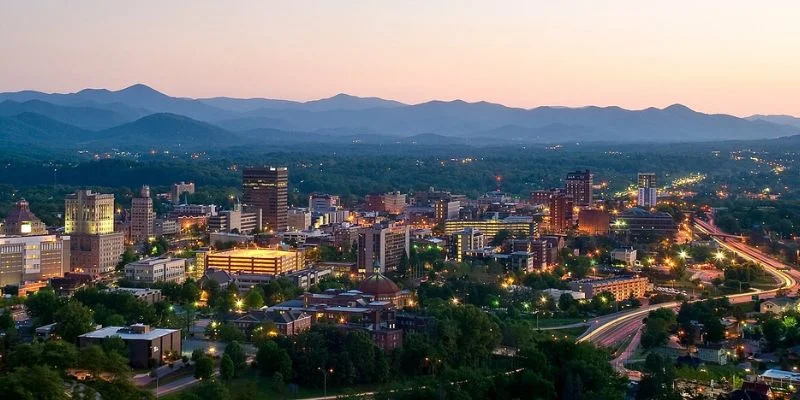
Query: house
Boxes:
[
  {"xmin": 760, "ymin": 297, "xmax": 799, "ymax": 314},
  {"xmin": 696, "ymin": 344, "xmax": 727, "ymax": 365}
]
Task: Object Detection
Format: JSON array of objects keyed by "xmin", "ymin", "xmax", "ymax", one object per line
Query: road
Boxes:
[{"xmin": 575, "ymin": 218, "xmax": 800, "ymax": 373}]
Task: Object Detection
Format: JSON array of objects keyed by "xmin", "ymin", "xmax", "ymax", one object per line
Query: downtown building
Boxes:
[
  {"xmin": 565, "ymin": 170, "xmax": 593, "ymax": 206},
  {"xmin": 130, "ymin": 185, "xmax": 155, "ymax": 243},
  {"xmin": 124, "ymin": 257, "xmax": 186, "ymax": 285},
  {"xmin": 0, "ymin": 235, "xmax": 70, "ymax": 287},
  {"xmin": 242, "ymin": 167, "xmax": 288, "ymax": 233},
  {"xmin": 637, "ymin": 172, "xmax": 658, "ymax": 208},
  {"xmin": 65, "ymin": 190, "xmax": 124, "ymax": 275},
  {"xmin": 357, "ymin": 222, "xmax": 410, "ymax": 274},
  {"xmin": 170, "ymin": 181, "xmax": 195, "ymax": 203}
]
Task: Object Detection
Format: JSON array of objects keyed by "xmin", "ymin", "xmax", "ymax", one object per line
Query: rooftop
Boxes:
[
  {"xmin": 79, "ymin": 325, "xmax": 179, "ymax": 341},
  {"xmin": 760, "ymin": 369, "xmax": 800, "ymax": 380},
  {"xmin": 211, "ymin": 248, "xmax": 298, "ymax": 258}
]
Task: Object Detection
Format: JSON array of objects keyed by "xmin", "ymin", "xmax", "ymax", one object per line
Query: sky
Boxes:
[{"xmin": 2, "ymin": 1, "xmax": 800, "ymax": 116}]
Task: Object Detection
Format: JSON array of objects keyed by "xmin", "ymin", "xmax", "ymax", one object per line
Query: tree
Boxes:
[
  {"xmin": 244, "ymin": 288, "xmax": 265, "ymax": 310},
  {"xmin": 25, "ymin": 287, "xmax": 61, "ymax": 325},
  {"xmin": 218, "ymin": 322, "xmax": 245, "ymax": 343},
  {"xmin": 558, "ymin": 293, "xmax": 575, "ymax": 311},
  {"xmin": 490, "ymin": 229, "xmax": 512, "ymax": 247},
  {"xmin": 191, "ymin": 348, "xmax": 205, "ymax": 362},
  {"xmin": 256, "ymin": 341, "xmax": 292, "ymax": 379},
  {"xmin": 116, "ymin": 248, "xmax": 139, "ymax": 272},
  {"xmin": 42, "ymin": 339, "xmax": 79, "ymax": 370},
  {"xmin": 220, "ymin": 354, "xmax": 235, "ymax": 381},
  {"xmin": 0, "ymin": 365, "xmax": 70, "ymax": 400},
  {"xmin": 194, "ymin": 356, "xmax": 214, "ymax": 380},
  {"xmin": 224, "ymin": 341, "xmax": 247, "ymax": 377},
  {"xmin": 181, "ymin": 280, "xmax": 201, "ymax": 304},
  {"xmin": 641, "ymin": 309, "xmax": 677, "ymax": 349},
  {"xmin": 54, "ymin": 300, "xmax": 95, "ymax": 343},
  {"xmin": 103, "ymin": 336, "xmax": 129, "ymax": 358}
]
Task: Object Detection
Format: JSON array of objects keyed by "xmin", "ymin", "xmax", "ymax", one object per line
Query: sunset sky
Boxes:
[{"xmin": 2, "ymin": 1, "xmax": 799, "ymax": 116}]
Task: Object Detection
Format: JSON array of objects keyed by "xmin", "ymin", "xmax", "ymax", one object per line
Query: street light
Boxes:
[
  {"xmin": 318, "ymin": 367, "xmax": 334, "ymax": 396},
  {"xmin": 678, "ymin": 250, "xmax": 688, "ymax": 260},
  {"xmin": 715, "ymin": 251, "xmax": 726, "ymax": 262}
]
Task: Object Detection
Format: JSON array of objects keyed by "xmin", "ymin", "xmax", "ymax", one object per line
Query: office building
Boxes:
[
  {"xmin": 65, "ymin": 190, "xmax": 124, "ymax": 275},
  {"xmin": 203, "ymin": 248, "xmax": 304, "ymax": 276},
  {"xmin": 569, "ymin": 276, "xmax": 649, "ymax": 300},
  {"xmin": 453, "ymin": 228, "xmax": 485, "ymax": 262},
  {"xmin": 578, "ymin": 209, "xmax": 611, "ymax": 235},
  {"xmin": 309, "ymin": 193, "xmax": 340, "ymax": 213},
  {"xmin": 1, "ymin": 199, "xmax": 47, "ymax": 236},
  {"xmin": 433, "ymin": 200, "xmax": 460, "ymax": 222},
  {"xmin": 242, "ymin": 167, "xmax": 288, "ymax": 232},
  {"xmin": 565, "ymin": 170, "xmax": 593, "ymax": 206},
  {"xmin": 170, "ymin": 181, "xmax": 195, "ymax": 203},
  {"xmin": 611, "ymin": 248, "xmax": 637, "ymax": 266},
  {"xmin": 365, "ymin": 191, "xmax": 407, "ymax": 215},
  {"xmin": 208, "ymin": 203, "xmax": 261, "ymax": 234},
  {"xmin": 130, "ymin": 186, "xmax": 155, "ymax": 243},
  {"xmin": 0, "ymin": 235, "xmax": 70, "ymax": 286},
  {"xmin": 170, "ymin": 204, "xmax": 217, "ymax": 218},
  {"xmin": 124, "ymin": 257, "xmax": 186, "ymax": 284},
  {"xmin": 357, "ymin": 223, "xmax": 410, "ymax": 274},
  {"xmin": 78, "ymin": 324, "xmax": 181, "ymax": 368},
  {"xmin": 65, "ymin": 190, "xmax": 116, "ymax": 235},
  {"xmin": 287, "ymin": 209, "xmax": 312, "ymax": 231},
  {"xmin": 612, "ymin": 208, "xmax": 678, "ymax": 237}
]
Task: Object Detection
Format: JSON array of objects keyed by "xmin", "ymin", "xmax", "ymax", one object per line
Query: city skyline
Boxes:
[{"xmin": 2, "ymin": 1, "xmax": 800, "ymax": 117}]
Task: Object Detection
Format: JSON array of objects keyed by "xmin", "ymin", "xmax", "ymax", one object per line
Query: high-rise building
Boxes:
[
  {"xmin": 637, "ymin": 173, "xmax": 658, "ymax": 208},
  {"xmin": 65, "ymin": 190, "xmax": 116, "ymax": 235},
  {"xmin": 565, "ymin": 170, "xmax": 593, "ymax": 206},
  {"xmin": 548, "ymin": 191, "xmax": 570, "ymax": 233},
  {"xmin": 170, "ymin": 182, "xmax": 195, "ymax": 204},
  {"xmin": 0, "ymin": 235, "xmax": 70, "ymax": 286},
  {"xmin": 637, "ymin": 173, "xmax": 656, "ymax": 189},
  {"xmin": 130, "ymin": 186, "xmax": 155, "ymax": 243},
  {"xmin": 242, "ymin": 167, "xmax": 288, "ymax": 233},
  {"xmin": 65, "ymin": 190, "xmax": 124, "ymax": 275},
  {"xmin": 0, "ymin": 199, "xmax": 47, "ymax": 236},
  {"xmin": 357, "ymin": 222, "xmax": 410, "ymax": 274}
]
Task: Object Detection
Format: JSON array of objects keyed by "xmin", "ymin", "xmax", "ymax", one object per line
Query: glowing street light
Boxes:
[
  {"xmin": 678, "ymin": 250, "xmax": 688, "ymax": 260},
  {"xmin": 715, "ymin": 252, "xmax": 726, "ymax": 261}
]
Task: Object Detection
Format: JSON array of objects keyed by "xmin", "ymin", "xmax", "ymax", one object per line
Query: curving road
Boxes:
[{"xmin": 574, "ymin": 218, "xmax": 800, "ymax": 375}]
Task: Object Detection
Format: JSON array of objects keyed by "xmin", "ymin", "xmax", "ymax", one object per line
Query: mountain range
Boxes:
[{"xmin": 1, "ymin": 84, "xmax": 799, "ymax": 151}]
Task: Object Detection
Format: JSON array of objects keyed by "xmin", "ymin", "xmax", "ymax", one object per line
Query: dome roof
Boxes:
[{"xmin": 358, "ymin": 272, "xmax": 400, "ymax": 297}]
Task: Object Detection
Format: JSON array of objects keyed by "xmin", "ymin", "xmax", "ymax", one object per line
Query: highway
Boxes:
[{"xmin": 575, "ymin": 218, "xmax": 800, "ymax": 375}]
